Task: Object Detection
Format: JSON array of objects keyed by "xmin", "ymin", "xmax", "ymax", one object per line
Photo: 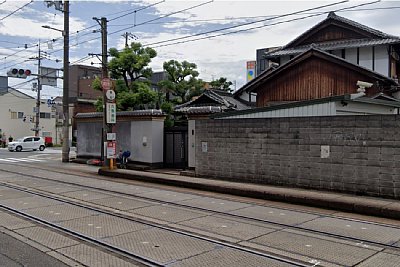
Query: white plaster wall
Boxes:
[
  {"xmin": 345, "ymin": 48, "xmax": 358, "ymax": 65},
  {"xmin": 0, "ymin": 91, "xmax": 56, "ymax": 141},
  {"xmin": 151, "ymin": 120, "xmax": 164, "ymax": 164},
  {"xmin": 237, "ymin": 91, "xmax": 256, "ymax": 102},
  {"xmin": 359, "ymin": 47, "xmax": 373, "ymax": 70},
  {"xmin": 188, "ymin": 120, "xmax": 195, "ymax": 168},
  {"xmin": 131, "ymin": 120, "xmax": 164, "ymax": 163},
  {"xmin": 374, "ymin": 45, "xmax": 389, "ymax": 76}
]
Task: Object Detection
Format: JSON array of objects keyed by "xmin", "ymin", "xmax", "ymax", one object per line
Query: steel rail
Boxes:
[
  {"xmin": 1, "ymin": 165, "xmax": 400, "ymax": 250},
  {"xmin": 0, "ymin": 182, "xmax": 308, "ymax": 267}
]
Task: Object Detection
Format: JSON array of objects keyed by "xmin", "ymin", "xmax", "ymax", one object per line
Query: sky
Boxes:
[{"xmin": 1, "ymin": 0, "xmax": 400, "ymax": 100}]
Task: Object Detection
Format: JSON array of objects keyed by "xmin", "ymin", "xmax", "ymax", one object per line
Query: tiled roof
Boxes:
[
  {"xmin": 175, "ymin": 90, "xmax": 251, "ymax": 112},
  {"xmin": 266, "ymin": 12, "xmax": 400, "ymax": 58},
  {"xmin": 265, "ymin": 38, "xmax": 400, "ymax": 57},
  {"xmin": 75, "ymin": 109, "xmax": 164, "ymax": 118},
  {"xmin": 175, "ymin": 106, "xmax": 222, "ymax": 114}
]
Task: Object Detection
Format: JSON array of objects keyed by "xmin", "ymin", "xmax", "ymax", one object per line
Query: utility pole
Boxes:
[
  {"xmin": 61, "ymin": 0, "xmax": 70, "ymax": 162},
  {"xmin": 44, "ymin": 0, "xmax": 69, "ymax": 162},
  {"xmin": 122, "ymin": 32, "xmax": 138, "ymax": 47},
  {"xmin": 34, "ymin": 42, "xmax": 41, "ymax": 137},
  {"xmin": 94, "ymin": 17, "xmax": 110, "ymax": 167}
]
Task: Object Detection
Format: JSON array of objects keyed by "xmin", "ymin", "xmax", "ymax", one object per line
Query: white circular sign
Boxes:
[{"xmin": 106, "ymin": 90, "xmax": 115, "ymax": 100}]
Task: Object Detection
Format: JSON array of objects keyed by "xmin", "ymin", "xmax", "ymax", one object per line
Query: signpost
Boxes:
[
  {"xmin": 106, "ymin": 141, "xmax": 116, "ymax": 159},
  {"xmin": 102, "ymin": 77, "xmax": 116, "ymax": 169}
]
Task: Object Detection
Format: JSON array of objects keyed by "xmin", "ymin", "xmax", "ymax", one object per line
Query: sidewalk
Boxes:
[{"xmin": 98, "ymin": 167, "xmax": 400, "ymax": 220}]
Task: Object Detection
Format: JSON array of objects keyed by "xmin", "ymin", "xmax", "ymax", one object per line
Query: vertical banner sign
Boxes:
[
  {"xmin": 106, "ymin": 141, "xmax": 116, "ymax": 159},
  {"xmin": 246, "ymin": 61, "xmax": 256, "ymax": 82},
  {"xmin": 106, "ymin": 103, "xmax": 116, "ymax": 123}
]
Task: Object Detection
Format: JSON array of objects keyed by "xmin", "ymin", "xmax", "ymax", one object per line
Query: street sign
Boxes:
[
  {"xmin": 107, "ymin": 133, "xmax": 116, "ymax": 141},
  {"xmin": 40, "ymin": 67, "xmax": 58, "ymax": 87},
  {"xmin": 106, "ymin": 141, "xmax": 116, "ymax": 159},
  {"xmin": 106, "ymin": 103, "xmax": 116, "ymax": 123},
  {"xmin": 106, "ymin": 89, "xmax": 115, "ymax": 100},
  {"xmin": 101, "ymin": 78, "xmax": 111, "ymax": 90}
]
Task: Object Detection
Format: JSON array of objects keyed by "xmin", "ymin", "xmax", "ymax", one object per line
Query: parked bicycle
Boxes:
[{"xmin": 117, "ymin": 150, "xmax": 131, "ymax": 169}]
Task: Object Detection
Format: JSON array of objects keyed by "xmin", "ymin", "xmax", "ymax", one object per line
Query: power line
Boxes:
[
  {"xmin": 108, "ymin": 0, "xmax": 165, "ymax": 22},
  {"xmin": 108, "ymin": 0, "xmax": 215, "ymax": 36},
  {"xmin": 148, "ymin": 0, "xmax": 381, "ymax": 48},
  {"xmin": 108, "ymin": 5, "xmax": 400, "ymax": 27},
  {"xmin": 0, "ymin": 0, "xmax": 33, "ymax": 22}
]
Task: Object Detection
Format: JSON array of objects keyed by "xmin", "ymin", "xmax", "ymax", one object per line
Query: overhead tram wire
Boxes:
[
  {"xmin": 12, "ymin": 0, "xmax": 167, "ymax": 64},
  {"xmin": 40, "ymin": 0, "xmax": 216, "ymax": 65},
  {"xmin": 0, "ymin": 0, "xmax": 33, "ymax": 21},
  {"xmin": 53, "ymin": 0, "xmax": 379, "ymax": 70},
  {"xmin": 1, "ymin": 0, "xmax": 209, "ymax": 70},
  {"xmin": 147, "ymin": 0, "xmax": 350, "ymax": 47},
  {"xmin": 148, "ymin": 0, "xmax": 381, "ymax": 48},
  {"xmin": 108, "ymin": 0, "xmax": 215, "ymax": 36},
  {"xmin": 110, "ymin": 5, "xmax": 400, "ymax": 27},
  {"xmin": 108, "ymin": 0, "xmax": 165, "ymax": 22}
]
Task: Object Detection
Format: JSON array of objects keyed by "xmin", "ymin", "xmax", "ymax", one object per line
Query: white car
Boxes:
[{"xmin": 8, "ymin": 136, "xmax": 46, "ymax": 152}]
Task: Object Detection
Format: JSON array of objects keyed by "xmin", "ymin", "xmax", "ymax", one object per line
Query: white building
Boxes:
[{"xmin": 0, "ymin": 88, "xmax": 57, "ymax": 144}]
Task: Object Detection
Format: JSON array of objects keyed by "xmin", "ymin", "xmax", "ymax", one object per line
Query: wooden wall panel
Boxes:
[
  {"xmin": 291, "ymin": 25, "xmax": 370, "ymax": 47},
  {"xmin": 255, "ymin": 57, "xmax": 379, "ymax": 107}
]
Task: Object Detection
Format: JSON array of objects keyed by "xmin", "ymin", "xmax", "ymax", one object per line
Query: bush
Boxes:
[{"xmin": 46, "ymin": 142, "xmax": 53, "ymax": 147}]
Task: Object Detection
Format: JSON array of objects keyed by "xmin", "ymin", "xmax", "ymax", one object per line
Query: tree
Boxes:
[
  {"xmin": 158, "ymin": 60, "xmax": 204, "ymax": 103},
  {"xmin": 209, "ymin": 77, "xmax": 233, "ymax": 92},
  {"xmin": 93, "ymin": 42, "xmax": 158, "ymax": 111},
  {"xmin": 108, "ymin": 42, "xmax": 156, "ymax": 89}
]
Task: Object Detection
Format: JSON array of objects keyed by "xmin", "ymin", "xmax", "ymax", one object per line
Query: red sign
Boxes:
[
  {"xmin": 101, "ymin": 78, "xmax": 111, "ymax": 90},
  {"xmin": 106, "ymin": 141, "xmax": 116, "ymax": 159}
]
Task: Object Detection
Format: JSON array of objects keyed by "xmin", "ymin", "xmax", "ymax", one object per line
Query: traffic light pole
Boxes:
[{"xmin": 34, "ymin": 42, "xmax": 41, "ymax": 137}]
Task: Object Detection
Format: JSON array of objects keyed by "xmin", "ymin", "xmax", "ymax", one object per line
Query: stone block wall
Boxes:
[{"xmin": 195, "ymin": 115, "xmax": 400, "ymax": 199}]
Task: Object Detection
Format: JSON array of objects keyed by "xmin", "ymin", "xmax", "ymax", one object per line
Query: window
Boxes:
[
  {"xmin": 40, "ymin": 112, "xmax": 51, "ymax": 119},
  {"xmin": 18, "ymin": 112, "xmax": 24, "ymax": 119},
  {"xmin": 10, "ymin": 112, "xmax": 17, "ymax": 119},
  {"xmin": 24, "ymin": 137, "xmax": 33, "ymax": 142}
]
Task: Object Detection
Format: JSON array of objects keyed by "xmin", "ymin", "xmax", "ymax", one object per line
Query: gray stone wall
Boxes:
[{"xmin": 195, "ymin": 115, "xmax": 400, "ymax": 199}]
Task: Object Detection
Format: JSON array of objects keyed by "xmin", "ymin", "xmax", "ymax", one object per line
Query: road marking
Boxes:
[{"xmin": 0, "ymin": 157, "xmax": 44, "ymax": 163}]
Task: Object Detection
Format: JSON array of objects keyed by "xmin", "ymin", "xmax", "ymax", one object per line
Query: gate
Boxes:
[{"xmin": 164, "ymin": 126, "xmax": 188, "ymax": 169}]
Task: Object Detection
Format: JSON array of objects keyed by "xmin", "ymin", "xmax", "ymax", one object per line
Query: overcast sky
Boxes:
[{"xmin": 1, "ymin": 0, "xmax": 400, "ymax": 99}]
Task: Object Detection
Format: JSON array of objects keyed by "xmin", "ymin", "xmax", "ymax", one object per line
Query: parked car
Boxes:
[{"xmin": 8, "ymin": 136, "xmax": 46, "ymax": 152}]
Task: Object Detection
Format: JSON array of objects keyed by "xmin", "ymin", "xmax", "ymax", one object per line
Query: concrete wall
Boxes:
[
  {"xmin": 76, "ymin": 117, "xmax": 164, "ymax": 165},
  {"xmin": 195, "ymin": 115, "xmax": 400, "ymax": 199}
]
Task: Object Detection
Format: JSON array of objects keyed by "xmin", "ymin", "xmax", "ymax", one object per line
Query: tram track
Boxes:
[
  {"xmin": 1, "ymin": 163, "xmax": 400, "ymax": 266},
  {"xmin": 1, "ymin": 164, "xmax": 400, "ymax": 249},
  {"xmin": 0, "ymin": 181, "xmax": 307, "ymax": 267}
]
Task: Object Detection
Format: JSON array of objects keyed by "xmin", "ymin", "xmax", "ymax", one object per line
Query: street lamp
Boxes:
[
  {"xmin": 41, "ymin": 1, "xmax": 69, "ymax": 163},
  {"xmin": 42, "ymin": 25, "xmax": 65, "ymax": 36}
]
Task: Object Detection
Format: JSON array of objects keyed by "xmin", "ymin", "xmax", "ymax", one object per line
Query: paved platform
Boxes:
[{"xmin": 98, "ymin": 167, "xmax": 400, "ymax": 220}]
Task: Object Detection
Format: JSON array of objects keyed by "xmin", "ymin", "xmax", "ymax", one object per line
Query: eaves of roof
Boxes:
[
  {"xmin": 211, "ymin": 94, "xmax": 400, "ymax": 119},
  {"xmin": 283, "ymin": 12, "xmax": 398, "ymax": 49},
  {"xmin": 75, "ymin": 109, "xmax": 164, "ymax": 118},
  {"xmin": 265, "ymin": 38, "xmax": 400, "ymax": 58},
  {"xmin": 211, "ymin": 95, "xmax": 350, "ymax": 119}
]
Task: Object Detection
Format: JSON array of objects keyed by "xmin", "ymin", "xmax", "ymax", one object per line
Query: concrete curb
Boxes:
[{"xmin": 98, "ymin": 168, "xmax": 400, "ymax": 220}]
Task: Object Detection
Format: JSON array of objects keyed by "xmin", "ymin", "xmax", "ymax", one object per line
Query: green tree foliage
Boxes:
[
  {"xmin": 93, "ymin": 42, "xmax": 158, "ymax": 111},
  {"xmin": 158, "ymin": 60, "xmax": 204, "ymax": 103},
  {"xmin": 209, "ymin": 77, "xmax": 233, "ymax": 92},
  {"xmin": 108, "ymin": 42, "xmax": 157, "ymax": 89}
]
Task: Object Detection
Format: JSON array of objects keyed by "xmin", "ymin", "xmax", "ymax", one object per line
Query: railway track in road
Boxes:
[
  {"xmin": 0, "ymin": 182, "xmax": 306, "ymax": 267},
  {"xmin": 1, "ymin": 164, "xmax": 400, "ymax": 266}
]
